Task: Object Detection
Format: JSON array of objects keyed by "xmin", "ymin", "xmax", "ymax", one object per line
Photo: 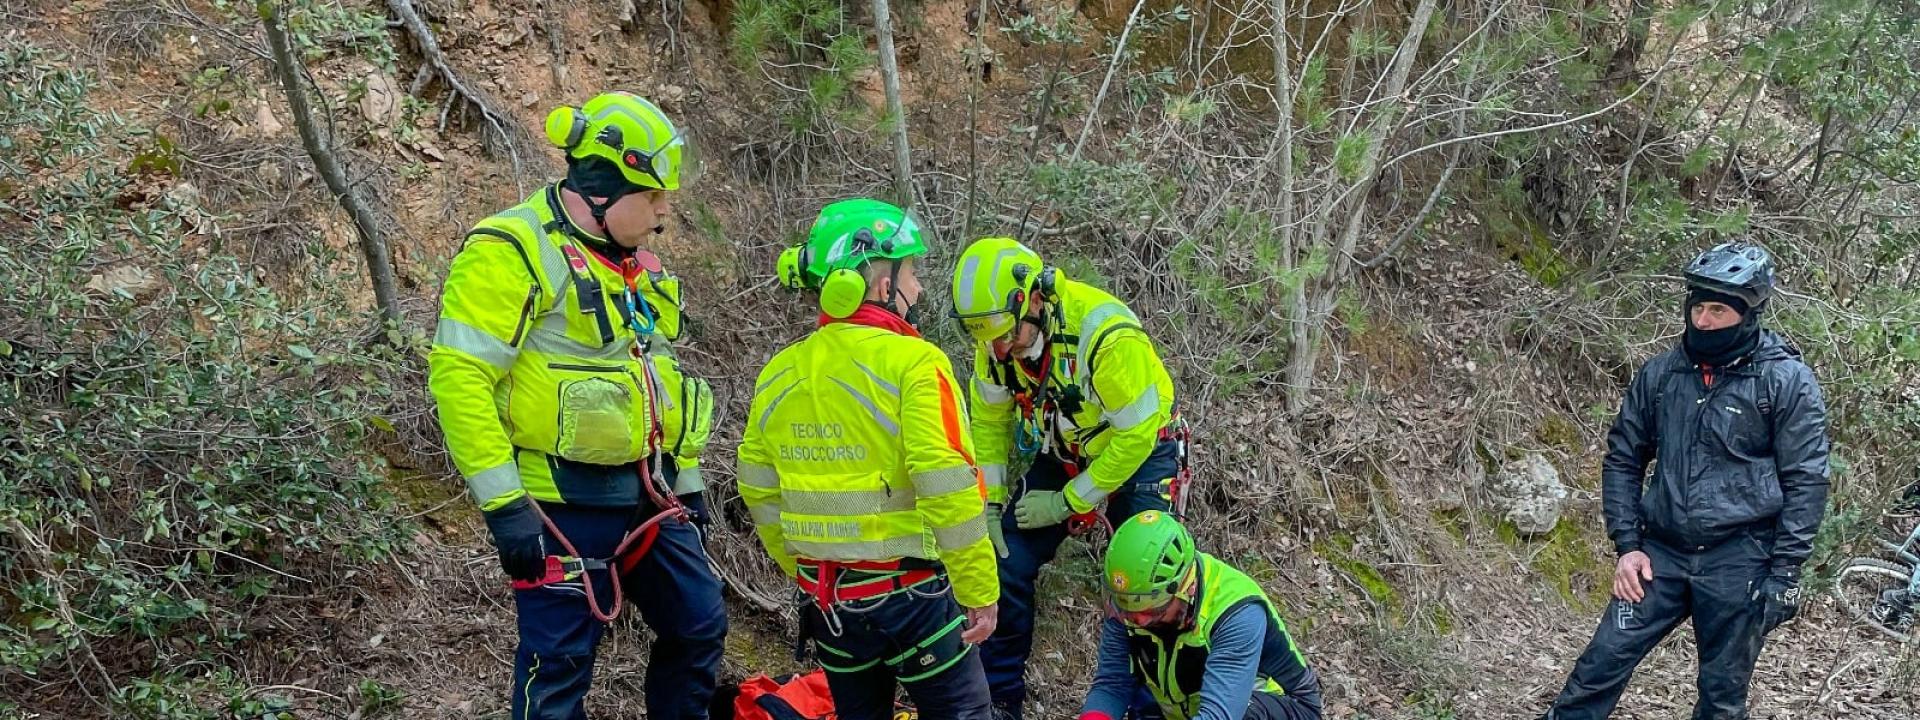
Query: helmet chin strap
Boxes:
[
  {"xmin": 884, "ymin": 258, "xmax": 922, "ymax": 326},
  {"xmin": 565, "ymin": 159, "xmax": 645, "ymax": 239}
]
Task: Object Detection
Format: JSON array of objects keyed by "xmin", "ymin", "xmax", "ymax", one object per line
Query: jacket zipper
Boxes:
[{"xmin": 508, "ymin": 285, "xmax": 539, "ymax": 347}]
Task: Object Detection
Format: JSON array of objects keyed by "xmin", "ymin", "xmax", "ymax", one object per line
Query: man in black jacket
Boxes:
[{"xmin": 1541, "ymin": 242, "xmax": 1831, "ymax": 720}]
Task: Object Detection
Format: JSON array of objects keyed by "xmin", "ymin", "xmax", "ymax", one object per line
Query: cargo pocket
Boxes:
[{"xmin": 552, "ymin": 363, "xmax": 645, "ymax": 465}]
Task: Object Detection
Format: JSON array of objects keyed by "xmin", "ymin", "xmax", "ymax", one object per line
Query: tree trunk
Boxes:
[
  {"xmin": 1285, "ymin": 0, "xmax": 1438, "ymax": 412},
  {"xmin": 871, "ymin": 0, "xmax": 914, "ymax": 207},
  {"xmin": 1272, "ymin": 0, "xmax": 1307, "ymax": 415},
  {"xmin": 259, "ymin": 0, "xmax": 401, "ymax": 327}
]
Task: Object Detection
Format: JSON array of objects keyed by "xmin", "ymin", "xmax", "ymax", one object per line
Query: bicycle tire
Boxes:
[{"xmin": 1831, "ymin": 556, "xmax": 1915, "ymax": 643}]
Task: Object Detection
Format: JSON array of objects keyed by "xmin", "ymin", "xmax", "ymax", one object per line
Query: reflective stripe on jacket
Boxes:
[
  {"xmin": 738, "ymin": 306, "xmax": 1000, "ymax": 608},
  {"xmin": 428, "ymin": 184, "xmax": 709, "ymax": 509},
  {"xmin": 968, "ymin": 276, "xmax": 1175, "ymax": 510}
]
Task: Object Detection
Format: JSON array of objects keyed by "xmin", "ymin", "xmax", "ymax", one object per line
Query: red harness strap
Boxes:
[{"xmin": 795, "ymin": 559, "xmax": 939, "ymax": 612}]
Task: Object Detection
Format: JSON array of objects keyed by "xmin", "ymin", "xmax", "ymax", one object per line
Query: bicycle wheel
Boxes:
[{"xmin": 1831, "ymin": 556, "xmax": 1915, "ymax": 643}]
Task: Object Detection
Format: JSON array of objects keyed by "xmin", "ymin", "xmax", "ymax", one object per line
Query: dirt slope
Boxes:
[{"xmin": 7, "ymin": 0, "xmax": 1917, "ymax": 717}]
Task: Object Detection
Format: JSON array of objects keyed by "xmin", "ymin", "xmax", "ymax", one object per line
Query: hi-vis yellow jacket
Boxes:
[
  {"xmin": 429, "ymin": 184, "xmax": 713, "ymax": 511},
  {"xmin": 737, "ymin": 308, "xmax": 1000, "ymax": 609},
  {"xmin": 968, "ymin": 275, "xmax": 1174, "ymax": 512}
]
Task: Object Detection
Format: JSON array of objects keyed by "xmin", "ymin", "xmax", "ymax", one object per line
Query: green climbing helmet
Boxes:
[
  {"xmin": 544, "ymin": 92, "xmax": 697, "ymax": 190},
  {"xmin": 949, "ymin": 237, "xmax": 1045, "ymax": 344},
  {"xmin": 776, "ymin": 199, "xmax": 927, "ymax": 318},
  {"xmin": 1105, "ymin": 510, "xmax": 1199, "ymax": 613}
]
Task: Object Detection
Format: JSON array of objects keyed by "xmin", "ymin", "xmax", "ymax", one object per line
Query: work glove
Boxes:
[
  {"xmin": 484, "ymin": 496, "xmax": 548, "ymax": 583},
  {"xmin": 1753, "ymin": 575, "xmax": 1800, "ymax": 636},
  {"xmin": 678, "ymin": 491, "xmax": 712, "ymax": 532},
  {"xmin": 986, "ymin": 504, "xmax": 1009, "ymax": 558},
  {"xmin": 1013, "ymin": 491, "xmax": 1073, "ymax": 530}
]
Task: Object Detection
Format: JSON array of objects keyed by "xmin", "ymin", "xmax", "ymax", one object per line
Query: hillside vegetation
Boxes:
[{"xmin": 1, "ymin": 0, "xmax": 1918, "ymax": 717}]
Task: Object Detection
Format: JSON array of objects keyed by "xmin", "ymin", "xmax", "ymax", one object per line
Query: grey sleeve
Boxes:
[{"xmin": 1190, "ymin": 604, "xmax": 1268, "ymax": 720}]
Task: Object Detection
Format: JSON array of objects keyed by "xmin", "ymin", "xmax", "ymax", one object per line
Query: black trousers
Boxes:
[
  {"xmin": 1543, "ymin": 533, "xmax": 1772, "ymax": 720},
  {"xmin": 1243, "ymin": 691, "xmax": 1322, "ymax": 720},
  {"xmin": 802, "ymin": 576, "xmax": 991, "ymax": 720}
]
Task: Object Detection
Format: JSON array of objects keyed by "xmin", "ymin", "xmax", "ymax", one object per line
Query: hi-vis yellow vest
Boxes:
[
  {"xmin": 1125, "ymin": 555, "xmax": 1302, "ymax": 720},
  {"xmin": 429, "ymin": 184, "xmax": 713, "ymax": 510},
  {"xmin": 736, "ymin": 313, "xmax": 1000, "ymax": 609}
]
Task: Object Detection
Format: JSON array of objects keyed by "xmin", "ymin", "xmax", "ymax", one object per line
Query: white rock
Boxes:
[{"xmin": 1493, "ymin": 452, "xmax": 1568, "ymax": 535}]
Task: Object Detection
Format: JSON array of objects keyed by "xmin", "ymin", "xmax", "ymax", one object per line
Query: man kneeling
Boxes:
[{"xmin": 1079, "ymin": 512, "xmax": 1323, "ymax": 720}]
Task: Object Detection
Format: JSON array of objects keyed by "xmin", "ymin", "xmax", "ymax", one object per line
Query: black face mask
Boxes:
[{"xmin": 1682, "ymin": 304, "xmax": 1761, "ymax": 367}]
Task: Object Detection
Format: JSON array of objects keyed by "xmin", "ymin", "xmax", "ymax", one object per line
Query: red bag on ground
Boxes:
[{"xmin": 732, "ymin": 670, "xmax": 837, "ymax": 720}]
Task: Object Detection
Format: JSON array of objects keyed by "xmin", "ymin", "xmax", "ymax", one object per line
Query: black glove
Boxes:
[
  {"xmin": 1753, "ymin": 575, "xmax": 1800, "ymax": 636},
  {"xmin": 678, "ymin": 491, "xmax": 712, "ymax": 532},
  {"xmin": 484, "ymin": 497, "xmax": 548, "ymax": 582}
]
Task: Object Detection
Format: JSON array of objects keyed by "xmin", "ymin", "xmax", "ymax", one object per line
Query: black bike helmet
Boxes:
[{"xmin": 1684, "ymin": 241, "xmax": 1775, "ymax": 310}]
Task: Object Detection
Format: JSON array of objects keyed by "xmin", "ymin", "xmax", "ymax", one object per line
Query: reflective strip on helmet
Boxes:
[
  {"xmin": 831, "ymin": 377, "xmax": 899, "ymax": 436},
  {"xmin": 592, "ymin": 96, "xmax": 670, "ymax": 149},
  {"xmin": 739, "ymin": 462, "xmax": 781, "ymax": 489},
  {"xmin": 973, "ymin": 375, "xmax": 1013, "ymax": 404},
  {"xmin": 953, "ymin": 252, "xmax": 995, "ymax": 315},
  {"xmin": 434, "ymin": 316, "xmax": 518, "ymax": 370},
  {"xmin": 466, "ymin": 462, "xmax": 523, "ymax": 508},
  {"xmin": 757, "ymin": 380, "xmax": 802, "ymax": 432},
  {"xmin": 784, "ymin": 488, "xmax": 917, "ymax": 516},
  {"xmin": 912, "ymin": 466, "xmax": 982, "ymax": 497},
  {"xmin": 1104, "ymin": 384, "xmax": 1161, "ymax": 432},
  {"xmin": 932, "ymin": 514, "xmax": 989, "ymax": 550},
  {"xmin": 852, "ymin": 360, "xmax": 900, "ymax": 397}
]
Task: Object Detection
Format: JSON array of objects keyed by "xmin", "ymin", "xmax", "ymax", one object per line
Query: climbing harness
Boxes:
[
  {"xmin": 508, "ymin": 247, "xmax": 690, "ymax": 623},
  {"xmin": 794, "ymin": 558, "xmax": 944, "ymax": 637}
]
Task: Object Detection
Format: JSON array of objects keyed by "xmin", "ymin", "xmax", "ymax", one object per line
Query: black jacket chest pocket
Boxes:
[{"xmin": 1704, "ymin": 385, "xmax": 1769, "ymax": 461}]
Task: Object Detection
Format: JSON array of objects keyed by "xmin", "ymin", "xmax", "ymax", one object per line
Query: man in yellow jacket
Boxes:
[
  {"xmin": 949, "ymin": 237, "xmax": 1182, "ymax": 720},
  {"xmin": 428, "ymin": 91, "xmax": 724, "ymax": 720},
  {"xmin": 738, "ymin": 199, "xmax": 1000, "ymax": 720}
]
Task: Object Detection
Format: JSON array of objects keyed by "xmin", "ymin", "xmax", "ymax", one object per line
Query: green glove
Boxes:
[
  {"xmin": 1013, "ymin": 491, "xmax": 1073, "ymax": 529},
  {"xmin": 986, "ymin": 503, "xmax": 1009, "ymax": 558}
]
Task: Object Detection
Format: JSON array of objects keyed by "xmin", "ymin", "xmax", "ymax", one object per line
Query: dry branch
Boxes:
[
  {"xmin": 260, "ymin": 0, "xmax": 401, "ymax": 326},
  {"xmin": 385, "ymin": 0, "xmax": 528, "ymax": 192},
  {"xmin": 1071, "ymin": 0, "xmax": 1148, "ymax": 162}
]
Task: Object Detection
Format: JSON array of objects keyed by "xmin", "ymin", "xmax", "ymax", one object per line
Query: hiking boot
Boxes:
[{"xmin": 1876, "ymin": 588, "xmax": 1916, "ymax": 631}]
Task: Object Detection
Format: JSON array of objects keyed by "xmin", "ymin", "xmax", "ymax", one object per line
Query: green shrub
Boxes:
[{"xmin": 0, "ymin": 39, "xmax": 412, "ymax": 710}]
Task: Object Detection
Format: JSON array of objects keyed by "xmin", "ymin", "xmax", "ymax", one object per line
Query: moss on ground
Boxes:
[
  {"xmin": 1315, "ymin": 533, "xmax": 1402, "ymax": 622},
  {"xmin": 385, "ymin": 466, "xmax": 469, "ymax": 536},
  {"xmin": 1492, "ymin": 513, "xmax": 1609, "ymax": 611},
  {"xmin": 1535, "ymin": 414, "xmax": 1580, "ymax": 452}
]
